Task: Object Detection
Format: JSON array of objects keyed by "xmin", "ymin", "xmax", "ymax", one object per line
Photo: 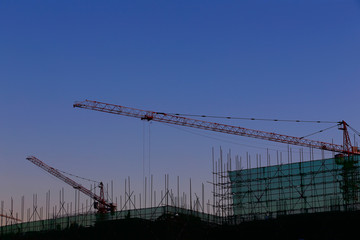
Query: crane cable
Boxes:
[
  {"xmin": 347, "ymin": 125, "xmax": 360, "ymax": 137},
  {"xmin": 163, "ymin": 112, "xmax": 360, "ymax": 141},
  {"xmin": 57, "ymin": 169, "xmax": 100, "ymax": 184},
  {"xmin": 300, "ymin": 123, "xmax": 360, "ymax": 140},
  {"xmin": 299, "ymin": 124, "xmax": 340, "ymax": 139},
  {"xmin": 165, "ymin": 113, "xmax": 360, "ymax": 142},
  {"xmin": 162, "ymin": 113, "xmax": 338, "ymax": 124}
]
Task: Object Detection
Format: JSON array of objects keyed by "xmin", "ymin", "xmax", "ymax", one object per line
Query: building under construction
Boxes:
[
  {"xmin": 3, "ymin": 153, "xmax": 360, "ymax": 239},
  {"xmin": 212, "ymin": 153, "xmax": 360, "ymax": 224}
]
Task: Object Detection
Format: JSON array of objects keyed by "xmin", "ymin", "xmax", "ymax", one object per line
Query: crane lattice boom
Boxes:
[
  {"xmin": 73, "ymin": 100, "xmax": 359, "ymax": 155},
  {"xmin": 0, "ymin": 214, "xmax": 22, "ymax": 222},
  {"xmin": 26, "ymin": 156, "xmax": 116, "ymax": 213}
]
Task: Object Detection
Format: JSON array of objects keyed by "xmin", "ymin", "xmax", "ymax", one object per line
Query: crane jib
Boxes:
[
  {"xmin": 26, "ymin": 156, "xmax": 116, "ymax": 213},
  {"xmin": 73, "ymin": 100, "xmax": 359, "ymax": 155}
]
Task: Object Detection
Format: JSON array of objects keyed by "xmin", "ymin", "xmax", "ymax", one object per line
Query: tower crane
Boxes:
[
  {"xmin": 73, "ymin": 100, "xmax": 360, "ymax": 156},
  {"xmin": 26, "ymin": 156, "xmax": 116, "ymax": 214}
]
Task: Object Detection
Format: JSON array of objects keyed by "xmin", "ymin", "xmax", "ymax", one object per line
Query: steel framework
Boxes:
[
  {"xmin": 26, "ymin": 156, "xmax": 116, "ymax": 213},
  {"xmin": 73, "ymin": 100, "xmax": 359, "ymax": 155},
  {"xmin": 227, "ymin": 155, "xmax": 360, "ymax": 223}
]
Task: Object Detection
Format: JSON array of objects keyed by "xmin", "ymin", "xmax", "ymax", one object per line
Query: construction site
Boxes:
[{"xmin": 2, "ymin": 100, "xmax": 360, "ymax": 240}]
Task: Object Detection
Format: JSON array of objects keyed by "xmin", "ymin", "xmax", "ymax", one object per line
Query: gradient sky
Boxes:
[{"xmin": 1, "ymin": 1, "xmax": 360, "ymax": 215}]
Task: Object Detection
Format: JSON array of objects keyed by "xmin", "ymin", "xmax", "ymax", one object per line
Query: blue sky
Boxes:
[{"xmin": 1, "ymin": 1, "xmax": 360, "ymax": 215}]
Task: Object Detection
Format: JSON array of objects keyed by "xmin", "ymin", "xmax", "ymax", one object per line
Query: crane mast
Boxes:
[
  {"xmin": 73, "ymin": 100, "xmax": 359, "ymax": 155},
  {"xmin": 26, "ymin": 156, "xmax": 116, "ymax": 214}
]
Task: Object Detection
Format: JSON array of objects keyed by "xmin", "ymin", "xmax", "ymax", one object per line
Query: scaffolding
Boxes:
[
  {"xmin": 224, "ymin": 154, "xmax": 360, "ymax": 223},
  {"xmin": 4, "ymin": 148, "xmax": 360, "ymax": 236},
  {"xmin": 211, "ymin": 148, "xmax": 234, "ymax": 224},
  {"xmin": 0, "ymin": 205, "xmax": 222, "ymax": 236},
  {"xmin": 0, "ymin": 173, "xmax": 222, "ymax": 236}
]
